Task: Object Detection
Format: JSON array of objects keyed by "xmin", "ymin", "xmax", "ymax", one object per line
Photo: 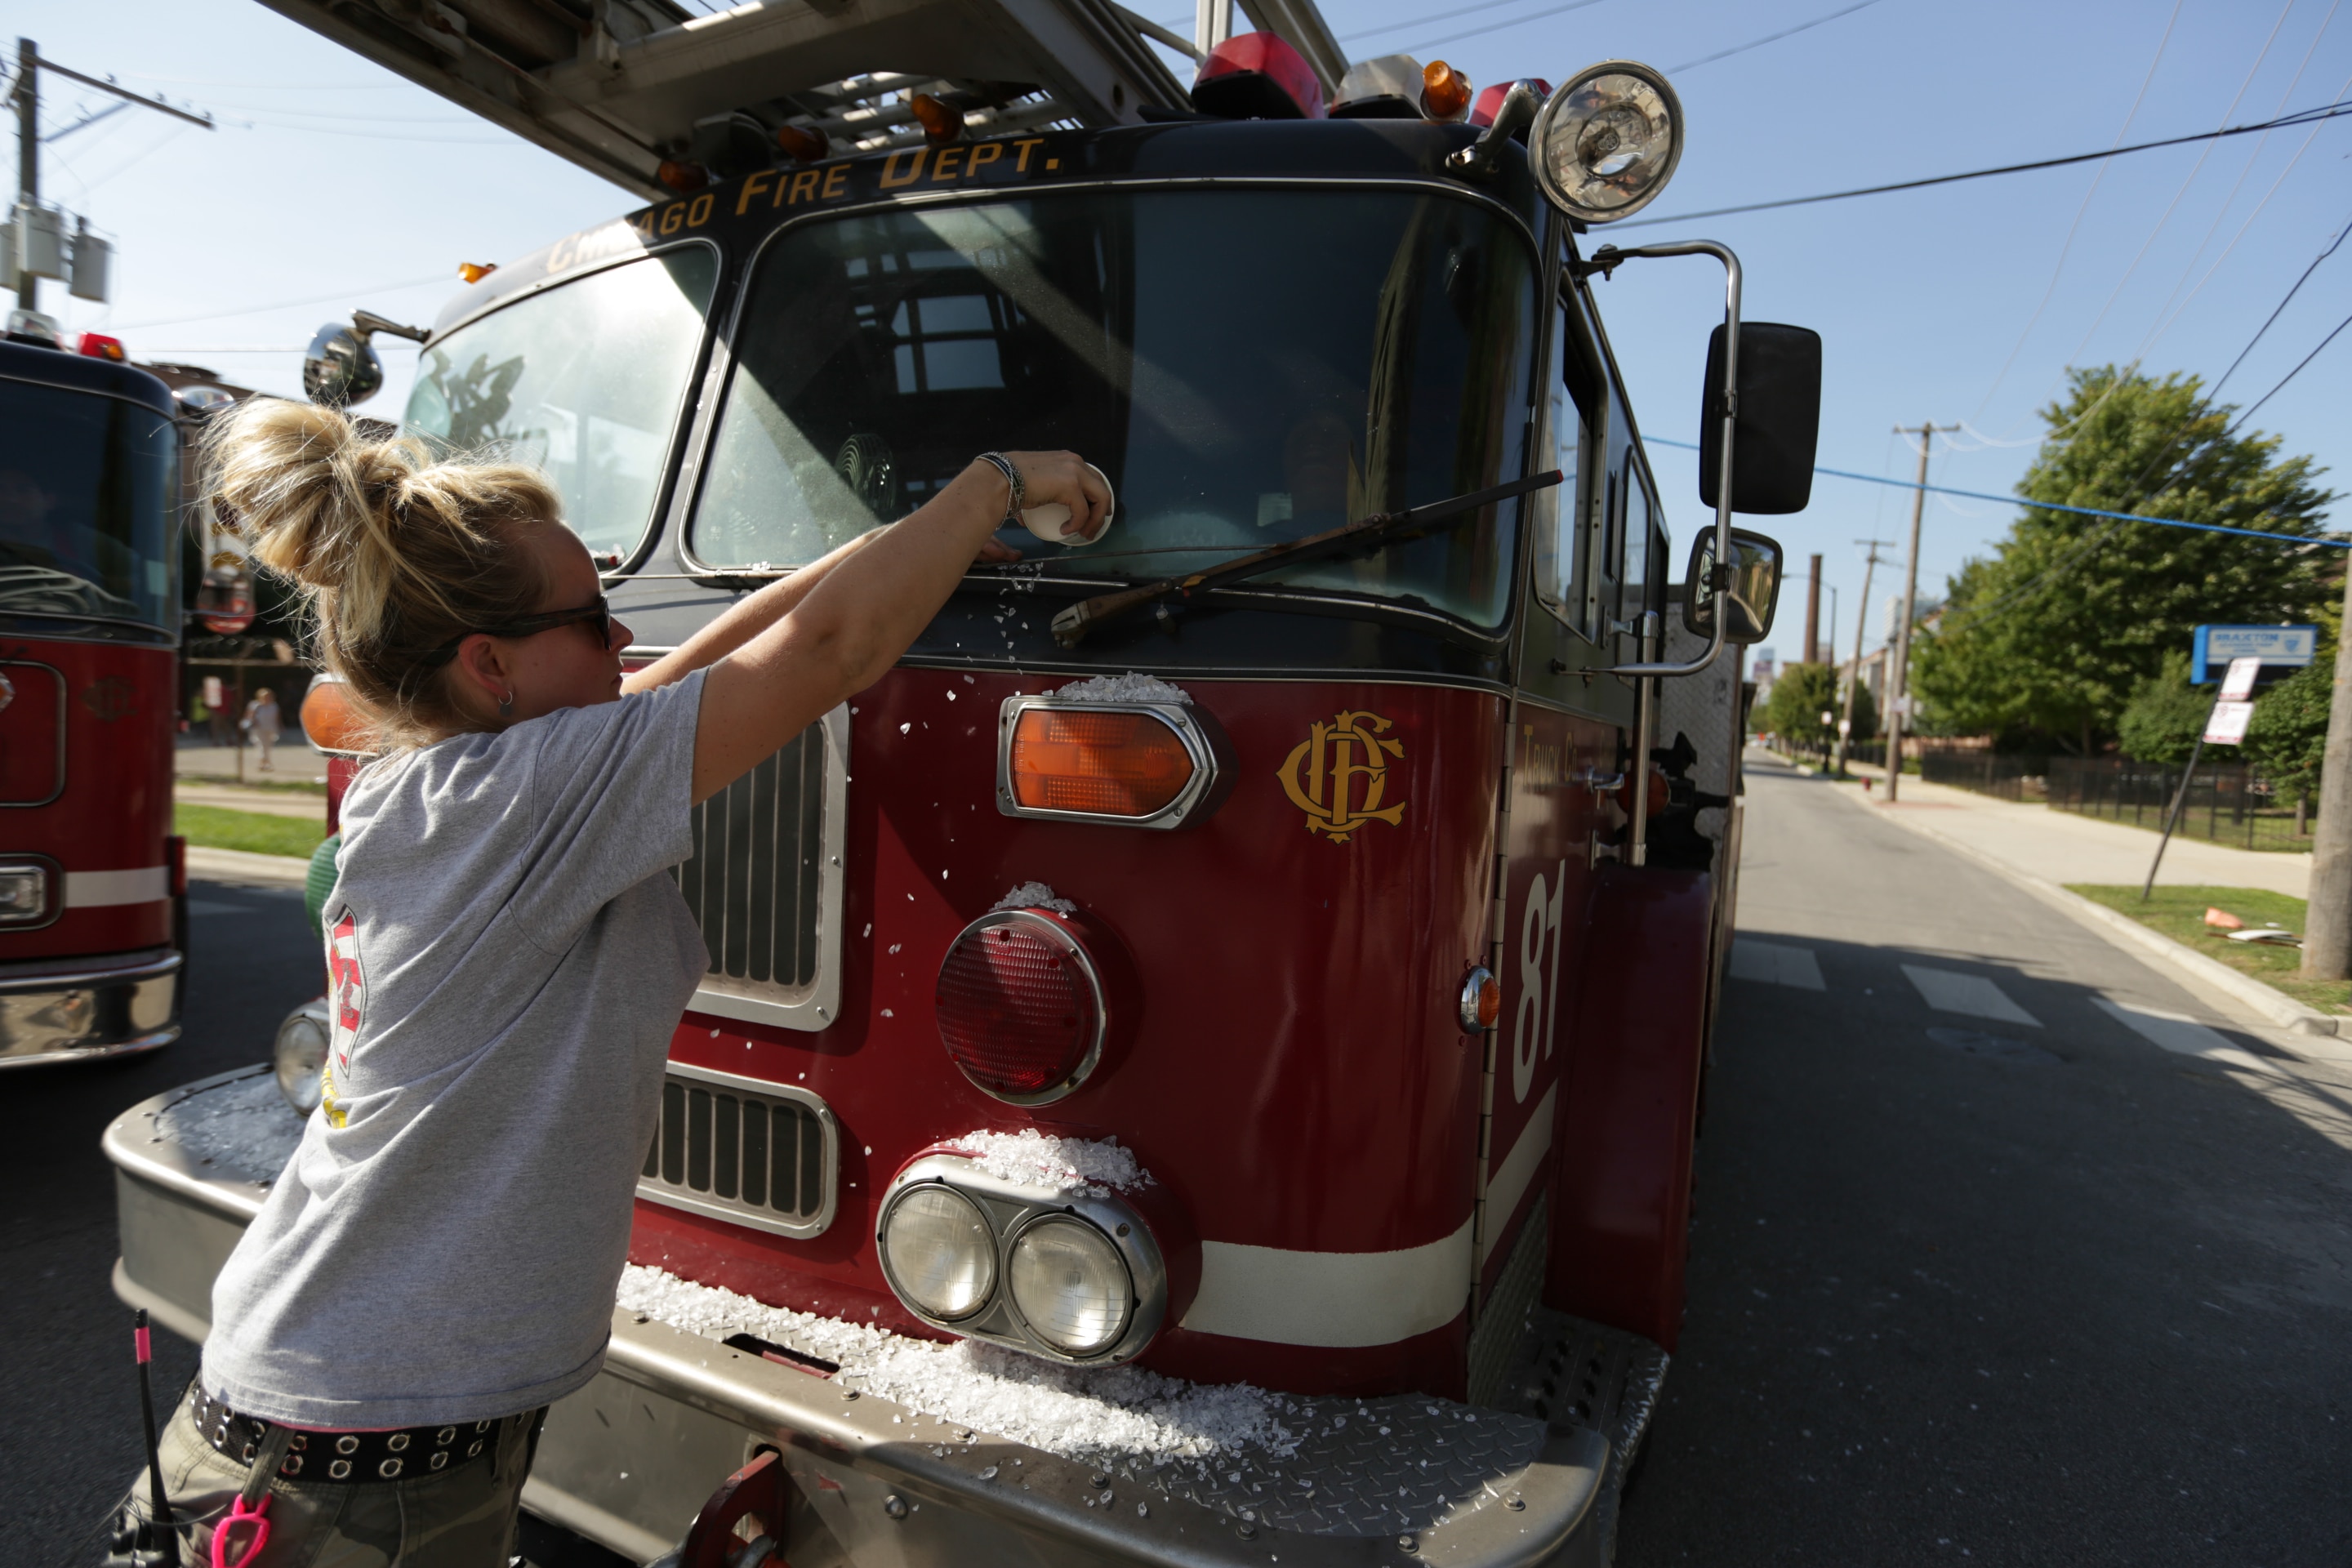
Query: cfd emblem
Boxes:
[
  {"xmin": 1278, "ymin": 710, "xmax": 1405, "ymax": 842},
  {"xmin": 80, "ymin": 676, "xmax": 134, "ymax": 722}
]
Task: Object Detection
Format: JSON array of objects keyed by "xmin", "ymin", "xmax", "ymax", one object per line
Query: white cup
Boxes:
[{"xmin": 1021, "ymin": 462, "xmax": 1114, "ymax": 546}]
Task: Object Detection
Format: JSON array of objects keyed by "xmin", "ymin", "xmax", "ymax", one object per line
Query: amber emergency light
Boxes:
[
  {"xmin": 910, "ymin": 94, "xmax": 965, "ymax": 145},
  {"xmin": 457, "ymin": 262, "xmax": 497, "ymax": 284},
  {"xmin": 1422, "ymin": 60, "xmax": 1473, "ymax": 122}
]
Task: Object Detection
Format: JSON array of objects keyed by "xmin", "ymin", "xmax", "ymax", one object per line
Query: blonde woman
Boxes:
[{"xmin": 113, "ymin": 400, "xmax": 1105, "ymax": 1567}]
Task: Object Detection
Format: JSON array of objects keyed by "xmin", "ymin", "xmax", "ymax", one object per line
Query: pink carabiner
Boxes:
[{"xmin": 212, "ymin": 1492, "xmax": 272, "ymax": 1568}]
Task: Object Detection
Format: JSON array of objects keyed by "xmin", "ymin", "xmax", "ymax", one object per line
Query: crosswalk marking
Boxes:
[
  {"xmin": 2092, "ymin": 999, "xmax": 2278, "ymax": 1074},
  {"xmin": 1902, "ymin": 964, "xmax": 2042, "ymax": 1027},
  {"xmin": 1730, "ymin": 939, "xmax": 1826, "ymax": 991}
]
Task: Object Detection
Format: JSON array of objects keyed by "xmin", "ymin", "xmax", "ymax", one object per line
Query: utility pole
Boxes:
[
  {"xmin": 1803, "ymin": 554, "xmax": 1822, "ymax": 665},
  {"xmin": 14, "ymin": 38, "xmax": 35, "ymax": 310},
  {"xmin": 1834, "ymin": 541, "xmax": 1891, "ymax": 778},
  {"xmin": 2305, "ymin": 565, "xmax": 2352, "ymax": 978},
  {"xmin": 1883, "ymin": 423, "xmax": 1959, "ymax": 801},
  {"xmin": 8, "ymin": 39, "xmax": 212, "ymax": 312}
]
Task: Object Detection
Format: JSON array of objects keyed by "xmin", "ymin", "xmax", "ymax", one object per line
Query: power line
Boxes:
[
  {"xmin": 1615, "ymin": 97, "xmax": 2352, "ymax": 228},
  {"xmin": 112, "ymin": 274, "xmax": 451, "ymax": 332},
  {"xmin": 1645, "ymin": 436, "xmax": 2343, "ymax": 548},
  {"xmin": 2232, "ymin": 307, "xmax": 2352, "ymax": 424},
  {"xmin": 1667, "ymin": 0, "xmax": 1890, "ymax": 74},
  {"xmin": 1393, "ymin": 0, "xmax": 1613, "ymax": 56},
  {"xmin": 2207, "ymin": 213, "xmax": 2352, "ymax": 400}
]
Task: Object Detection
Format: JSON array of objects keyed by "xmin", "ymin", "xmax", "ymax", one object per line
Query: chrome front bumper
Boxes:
[
  {"xmin": 0, "ymin": 947, "xmax": 179, "ymax": 1067},
  {"xmin": 107, "ymin": 1069, "xmax": 1619, "ymax": 1568}
]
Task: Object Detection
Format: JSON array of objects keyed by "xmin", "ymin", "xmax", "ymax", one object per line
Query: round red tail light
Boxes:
[{"xmin": 935, "ymin": 911, "xmax": 1106, "ymax": 1106}]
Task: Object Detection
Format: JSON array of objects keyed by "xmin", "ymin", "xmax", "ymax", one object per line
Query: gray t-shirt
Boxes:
[{"xmin": 203, "ymin": 672, "xmax": 710, "ymax": 1429}]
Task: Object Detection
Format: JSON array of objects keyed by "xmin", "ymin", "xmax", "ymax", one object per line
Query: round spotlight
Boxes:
[
  {"xmin": 273, "ymin": 1000, "xmax": 332, "ymax": 1116},
  {"xmin": 1528, "ymin": 61, "xmax": 1684, "ymax": 225},
  {"xmin": 880, "ymin": 1184, "xmax": 998, "ymax": 1321},
  {"xmin": 1008, "ymin": 1216, "xmax": 1133, "ymax": 1358}
]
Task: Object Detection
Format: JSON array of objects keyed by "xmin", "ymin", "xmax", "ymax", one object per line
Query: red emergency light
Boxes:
[
  {"xmin": 1191, "ymin": 32, "xmax": 1325, "ymax": 121},
  {"xmin": 935, "ymin": 909, "xmax": 1107, "ymax": 1105},
  {"xmin": 1472, "ymin": 79, "xmax": 1552, "ymax": 128},
  {"xmin": 77, "ymin": 332, "xmax": 127, "ymax": 361}
]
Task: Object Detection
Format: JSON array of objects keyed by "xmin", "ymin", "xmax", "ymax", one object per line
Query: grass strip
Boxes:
[
  {"xmin": 175, "ymin": 803, "xmax": 327, "ymax": 861},
  {"xmin": 2065, "ymin": 884, "xmax": 2352, "ymax": 1016}
]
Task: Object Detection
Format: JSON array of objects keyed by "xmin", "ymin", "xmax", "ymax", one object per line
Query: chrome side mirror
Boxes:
[
  {"xmin": 1683, "ymin": 527, "xmax": 1782, "ymax": 644},
  {"xmin": 303, "ymin": 311, "xmax": 427, "ymax": 408},
  {"xmin": 303, "ymin": 323, "xmax": 383, "ymax": 408}
]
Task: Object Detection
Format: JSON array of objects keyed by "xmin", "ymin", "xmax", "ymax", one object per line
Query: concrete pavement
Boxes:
[
  {"xmin": 1619, "ymin": 751, "xmax": 2352, "ymax": 1566},
  {"xmin": 176, "ymin": 782, "xmax": 333, "ymax": 822},
  {"xmin": 1823, "ymin": 756, "xmax": 2312, "ymax": 900}
]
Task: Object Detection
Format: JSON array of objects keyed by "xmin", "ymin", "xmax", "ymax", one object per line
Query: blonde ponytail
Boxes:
[{"xmin": 202, "ymin": 399, "xmax": 564, "ymax": 748}]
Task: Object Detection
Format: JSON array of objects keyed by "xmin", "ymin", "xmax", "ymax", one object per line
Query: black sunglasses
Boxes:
[{"xmin": 422, "ymin": 594, "xmax": 612, "ymax": 667}]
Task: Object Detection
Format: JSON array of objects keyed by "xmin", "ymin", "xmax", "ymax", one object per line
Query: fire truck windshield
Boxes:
[
  {"xmin": 696, "ymin": 189, "xmax": 1535, "ymax": 627},
  {"xmin": 0, "ymin": 380, "xmax": 178, "ymax": 630},
  {"xmin": 404, "ymin": 246, "xmax": 720, "ymax": 561}
]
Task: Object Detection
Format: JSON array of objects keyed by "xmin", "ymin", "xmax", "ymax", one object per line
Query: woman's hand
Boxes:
[{"xmin": 1004, "ymin": 451, "xmax": 1113, "ymax": 543}]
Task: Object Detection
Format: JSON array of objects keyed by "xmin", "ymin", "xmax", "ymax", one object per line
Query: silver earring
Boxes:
[{"xmin": 497, "ymin": 689, "xmax": 515, "ymax": 717}]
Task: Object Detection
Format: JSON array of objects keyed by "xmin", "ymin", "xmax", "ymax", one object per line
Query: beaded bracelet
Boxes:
[{"xmin": 974, "ymin": 452, "xmax": 1023, "ymax": 526}]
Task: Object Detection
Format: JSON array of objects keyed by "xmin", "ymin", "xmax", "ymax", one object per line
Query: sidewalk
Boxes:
[
  {"xmin": 1827, "ymin": 758, "xmax": 2311, "ymax": 900},
  {"xmin": 175, "ymin": 735, "xmax": 331, "ymax": 784}
]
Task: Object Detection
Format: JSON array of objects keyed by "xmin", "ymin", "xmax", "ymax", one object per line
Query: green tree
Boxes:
[
  {"xmin": 2116, "ymin": 652, "xmax": 2229, "ymax": 766},
  {"xmin": 1761, "ymin": 663, "xmax": 1840, "ymax": 751},
  {"xmin": 2243, "ymin": 659, "xmax": 2332, "ymax": 829},
  {"xmin": 1845, "ymin": 675, "xmax": 1880, "ymax": 742},
  {"xmin": 1910, "ymin": 367, "xmax": 2335, "ymax": 753}
]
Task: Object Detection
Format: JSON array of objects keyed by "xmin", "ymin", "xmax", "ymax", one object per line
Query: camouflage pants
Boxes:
[{"xmin": 108, "ymin": 1384, "xmax": 544, "ymax": 1567}]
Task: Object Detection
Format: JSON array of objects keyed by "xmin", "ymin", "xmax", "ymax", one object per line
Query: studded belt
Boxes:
[{"xmin": 191, "ymin": 1387, "xmax": 514, "ymax": 1483}]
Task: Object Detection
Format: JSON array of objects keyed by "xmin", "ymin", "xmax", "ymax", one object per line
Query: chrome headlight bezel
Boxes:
[
  {"xmin": 875, "ymin": 1152, "xmax": 1166, "ymax": 1366},
  {"xmin": 0, "ymin": 857, "xmax": 60, "ymax": 929},
  {"xmin": 272, "ymin": 997, "xmax": 332, "ymax": 1115},
  {"xmin": 1528, "ymin": 60, "xmax": 1685, "ymax": 225}
]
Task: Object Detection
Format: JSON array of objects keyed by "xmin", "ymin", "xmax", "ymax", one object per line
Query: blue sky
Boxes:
[{"xmin": 11, "ymin": 0, "xmax": 2349, "ymax": 670}]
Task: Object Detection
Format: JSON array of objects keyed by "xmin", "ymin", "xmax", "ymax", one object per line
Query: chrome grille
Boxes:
[
  {"xmin": 665, "ymin": 706, "xmax": 846, "ymax": 1031},
  {"xmin": 638, "ymin": 1063, "xmax": 836, "ymax": 1239},
  {"xmin": 675, "ymin": 731, "xmax": 823, "ymax": 987}
]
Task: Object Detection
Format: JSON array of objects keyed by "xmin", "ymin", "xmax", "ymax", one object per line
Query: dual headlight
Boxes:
[{"xmin": 875, "ymin": 1155, "xmax": 1165, "ymax": 1365}]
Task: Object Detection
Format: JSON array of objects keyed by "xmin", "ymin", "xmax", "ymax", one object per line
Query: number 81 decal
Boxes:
[{"xmin": 1512, "ymin": 858, "xmax": 1569, "ymax": 1104}]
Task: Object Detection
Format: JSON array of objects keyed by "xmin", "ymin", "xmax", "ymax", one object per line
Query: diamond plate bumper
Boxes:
[{"xmin": 107, "ymin": 1069, "xmax": 1624, "ymax": 1566}]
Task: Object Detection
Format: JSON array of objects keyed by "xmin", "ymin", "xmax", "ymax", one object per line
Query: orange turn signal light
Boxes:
[
  {"xmin": 1459, "ymin": 966, "xmax": 1501, "ymax": 1033},
  {"xmin": 911, "ymin": 93, "xmax": 966, "ymax": 146},
  {"xmin": 1422, "ymin": 60, "xmax": 1472, "ymax": 122},
  {"xmin": 457, "ymin": 261, "xmax": 497, "ymax": 284},
  {"xmin": 300, "ymin": 675, "xmax": 375, "ymax": 758},
  {"xmin": 1009, "ymin": 708, "xmax": 1194, "ymax": 817}
]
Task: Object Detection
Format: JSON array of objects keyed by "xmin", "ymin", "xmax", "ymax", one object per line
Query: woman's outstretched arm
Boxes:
[{"xmin": 683, "ymin": 452, "xmax": 1107, "ymax": 804}]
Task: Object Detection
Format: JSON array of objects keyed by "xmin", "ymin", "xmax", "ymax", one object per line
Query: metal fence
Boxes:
[
  {"xmin": 1918, "ymin": 750, "xmax": 2048, "ymax": 802},
  {"xmin": 2046, "ymin": 756, "xmax": 2314, "ymax": 853}
]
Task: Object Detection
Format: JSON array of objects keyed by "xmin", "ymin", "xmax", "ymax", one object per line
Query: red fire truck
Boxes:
[
  {"xmin": 0, "ymin": 322, "xmax": 188, "ymax": 1066},
  {"xmin": 108, "ymin": 2, "xmax": 1814, "ymax": 1561}
]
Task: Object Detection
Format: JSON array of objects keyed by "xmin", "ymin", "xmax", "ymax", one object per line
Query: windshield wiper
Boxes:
[{"xmin": 1049, "ymin": 469, "xmax": 1563, "ymax": 647}]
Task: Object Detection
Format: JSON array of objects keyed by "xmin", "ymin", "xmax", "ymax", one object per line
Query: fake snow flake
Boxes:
[
  {"xmin": 899, "ymin": 723, "xmax": 911, "ymax": 735},
  {"xmin": 1052, "ymin": 673, "xmax": 1190, "ymax": 706},
  {"xmin": 947, "ymin": 1129, "xmax": 1153, "ymax": 1196},
  {"xmin": 991, "ymin": 881, "xmax": 1077, "ymax": 915},
  {"xmin": 154, "ymin": 1073, "xmax": 305, "ymax": 1179},
  {"xmin": 617, "ymin": 1265, "xmax": 1294, "ymax": 1466}
]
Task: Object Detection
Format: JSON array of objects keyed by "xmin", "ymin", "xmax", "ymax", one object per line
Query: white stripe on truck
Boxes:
[
  {"xmin": 1178, "ymin": 1217, "xmax": 1474, "ymax": 1348},
  {"xmin": 64, "ymin": 866, "xmax": 170, "ymax": 908}
]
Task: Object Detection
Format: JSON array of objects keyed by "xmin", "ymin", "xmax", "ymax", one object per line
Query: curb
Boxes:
[
  {"xmin": 186, "ymin": 845, "xmax": 314, "ymax": 889},
  {"xmin": 1825, "ymin": 780, "xmax": 2343, "ymax": 1039}
]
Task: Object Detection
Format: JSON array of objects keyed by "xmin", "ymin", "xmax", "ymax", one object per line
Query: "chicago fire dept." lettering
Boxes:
[{"xmin": 1278, "ymin": 710, "xmax": 1406, "ymax": 843}]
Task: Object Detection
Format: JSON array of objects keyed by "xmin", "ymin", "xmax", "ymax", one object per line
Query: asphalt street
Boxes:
[
  {"xmin": 11, "ymin": 761, "xmax": 2351, "ymax": 1564},
  {"xmin": 4, "ymin": 879, "xmax": 318, "ymax": 1568},
  {"xmin": 1618, "ymin": 753, "xmax": 2352, "ymax": 1566}
]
